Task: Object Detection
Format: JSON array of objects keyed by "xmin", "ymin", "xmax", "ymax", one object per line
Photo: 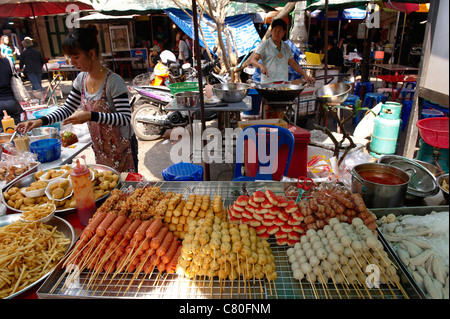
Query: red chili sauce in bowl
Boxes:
[{"xmin": 359, "ymin": 171, "xmax": 408, "ymax": 185}]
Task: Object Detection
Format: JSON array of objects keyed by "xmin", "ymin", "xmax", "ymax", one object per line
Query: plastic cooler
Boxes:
[
  {"xmin": 285, "ymin": 124, "xmax": 311, "ymax": 178},
  {"xmin": 244, "ymin": 124, "xmax": 310, "ymax": 180}
]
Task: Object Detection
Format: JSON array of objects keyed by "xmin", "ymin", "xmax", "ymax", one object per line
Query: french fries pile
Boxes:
[
  {"xmin": 163, "ymin": 194, "xmax": 224, "ymax": 240},
  {"xmin": 0, "ymin": 221, "xmax": 70, "ymax": 299},
  {"xmin": 20, "ymin": 202, "xmax": 55, "ymax": 222}
]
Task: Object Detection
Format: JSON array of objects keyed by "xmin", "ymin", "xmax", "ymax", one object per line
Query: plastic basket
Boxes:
[
  {"xmin": 416, "ymin": 117, "xmax": 449, "ymax": 149},
  {"xmin": 30, "ymin": 138, "xmax": 61, "ymax": 163},
  {"xmin": 168, "ymin": 82, "xmax": 199, "ymax": 95},
  {"xmin": 33, "ymin": 106, "xmax": 61, "ymax": 130}
]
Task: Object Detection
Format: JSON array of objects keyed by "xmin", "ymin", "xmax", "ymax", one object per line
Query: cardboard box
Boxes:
[{"xmin": 237, "ymin": 119, "xmax": 288, "ymax": 129}]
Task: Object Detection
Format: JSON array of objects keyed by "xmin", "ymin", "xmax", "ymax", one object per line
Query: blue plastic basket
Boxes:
[
  {"xmin": 33, "ymin": 106, "xmax": 61, "ymax": 130},
  {"xmin": 30, "ymin": 138, "xmax": 61, "ymax": 163}
]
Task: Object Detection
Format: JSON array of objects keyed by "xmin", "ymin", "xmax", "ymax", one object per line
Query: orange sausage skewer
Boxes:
[
  {"xmin": 96, "ymin": 213, "xmax": 117, "ymax": 237},
  {"xmin": 161, "ymin": 238, "xmax": 179, "ymax": 264},
  {"xmin": 156, "ymin": 232, "xmax": 173, "ymax": 256}
]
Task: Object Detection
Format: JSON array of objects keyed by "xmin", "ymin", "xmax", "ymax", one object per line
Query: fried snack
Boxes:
[
  {"xmin": 0, "ymin": 221, "xmax": 71, "ymax": 299},
  {"xmin": 20, "ymin": 203, "xmax": 55, "ymax": 222},
  {"xmin": 25, "ymin": 181, "xmax": 47, "ymax": 192}
]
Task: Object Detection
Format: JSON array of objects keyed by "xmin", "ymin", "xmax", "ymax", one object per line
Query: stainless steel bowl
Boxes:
[
  {"xmin": 28, "ymin": 127, "xmax": 59, "ymax": 143},
  {"xmin": 175, "ymin": 91, "xmax": 200, "ymax": 108},
  {"xmin": 314, "ymin": 82, "xmax": 352, "ymax": 104},
  {"xmin": 0, "ymin": 213, "xmax": 75, "ymax": 299},
  {"xmin": 213, "ymin": 83, "xmax": 249, "ymax": 103},
  {"xmin": 437, "ymin": 173, "xmax": 449, "ymax": 203}
]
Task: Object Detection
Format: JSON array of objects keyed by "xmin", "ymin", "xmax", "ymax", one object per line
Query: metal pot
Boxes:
[
  {"xmin": 213, "ymin": 83, "xmax": 249, "ymax": 103},
  {"xmin": 175, "ymin": 91, "xmax": 200, "ymax": 108},
  {"xmin": 28, "ymin": 127, "xmax": 59, "ymax": 143},
  {"xmin": 254, "ymin": 83, "xmax": 305, "ymax": 101},
  {"xmin": 350, "ymin": 163, "xmax": 411, "ymax": 208},
  {"xmin": 377, "ymin": 155, "xmax": 439, "ymax": 200}
]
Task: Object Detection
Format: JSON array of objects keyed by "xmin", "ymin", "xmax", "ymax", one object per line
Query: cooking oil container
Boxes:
[{"xmin": 370, "ymin": 102, "xmax": 402, "ymax": 157}]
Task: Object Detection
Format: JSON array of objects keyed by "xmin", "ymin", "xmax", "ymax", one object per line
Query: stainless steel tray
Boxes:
[
  {"xmin": 1, "ymin": 164, "xmax": 120, "ymax": 215},
  {"xmin": 1, "ymin": 213, "xmax": 75, "ymax": 299},
  {"xmin": 37, "ymin": 181, "xmax": 423, "ymax": 299},
  {"xmin": 372, "ymin": 205, "xmax": 449, "ymax": 299},
  {"xmin": 0, "ymin": 162, "xmax": 39, "ymax": 192}
]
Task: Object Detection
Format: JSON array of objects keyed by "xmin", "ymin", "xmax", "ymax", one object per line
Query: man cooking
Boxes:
[{"xmin": 251, "ymin": 19, "xmax": 315, "ymax": 85}]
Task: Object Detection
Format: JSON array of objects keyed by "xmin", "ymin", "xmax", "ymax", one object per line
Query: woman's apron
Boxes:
[{"xmin": 81, "ymin": 71, "xmax": 136, "ymax": 172}]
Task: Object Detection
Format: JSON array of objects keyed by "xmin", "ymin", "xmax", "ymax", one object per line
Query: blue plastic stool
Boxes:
[
  {"xmin": 421, "ymin": 108, "xmax": 445, "ymax": 119},
  {"xmin": 162, "ymin": 162, "xmax": 204, "ymax": 181},
  {"xmin": 355, "ymin": 92, "xmax": 387, "ymax": 124},
  {"xmin": 401, "ymin": 100, "xmax": 413, "ymax": 131},
  {"xmin": 400, "ymin": 88, "xmax": 415, "ymax": 101},
  {"xmin": 424, "ymin": 100, "xmax": 450, "ymax": 117},
  {"xmin": 405, "ymin": 82, "xmax": 416, "ymax": 89},
  {"xmin": 343, "ymin": 94, "xmax": 359, "ymax": 106},
  {"xmin": 354, "ymin": 82, "xmax": 374, "ymax": 96}
]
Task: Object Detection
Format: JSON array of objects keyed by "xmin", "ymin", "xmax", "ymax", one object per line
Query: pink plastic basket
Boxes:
[{"xmin": 416, "ymin": 117, "xmax": 449, "ymax": 149}]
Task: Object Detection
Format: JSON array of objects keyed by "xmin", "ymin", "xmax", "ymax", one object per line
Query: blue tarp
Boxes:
[
  {"xmin": 311, "ymin": 8, "xmax": 367, "ymax": 21},
  {"xmin": 165, "ymin": 8, "xmax": 261, "ymax": 58}
]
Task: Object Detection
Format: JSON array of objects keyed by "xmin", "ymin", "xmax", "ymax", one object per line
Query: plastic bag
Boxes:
[
  {"xmin": 337, "ymin": 150, "xmax": 373, "ymax": 189},
  {"xmin": 353, "ymin": 102, "xmax": 383, "ymax": 139},
  {"xmin": 306, "ymin": 155, "xmax": 338, "ymax": 182}
]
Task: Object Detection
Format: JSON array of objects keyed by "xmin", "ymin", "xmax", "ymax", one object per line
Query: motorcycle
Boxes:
[{"xmin": 129, "ymin": 58, "xmax": 223, "ymax": 141}]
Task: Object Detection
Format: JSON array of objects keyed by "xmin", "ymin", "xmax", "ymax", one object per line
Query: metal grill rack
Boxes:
[{"xmin": 37, "ymin": 182, "xmax": 422, "ymax": 299}]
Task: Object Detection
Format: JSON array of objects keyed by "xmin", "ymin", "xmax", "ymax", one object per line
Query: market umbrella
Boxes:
[
  {"xmin": 0, "ymin": 0, "xmax": 93, "ymax": 17},
  {"xmin": 98, "ymin": 0, "xmax": 272, "ymax": 16}
]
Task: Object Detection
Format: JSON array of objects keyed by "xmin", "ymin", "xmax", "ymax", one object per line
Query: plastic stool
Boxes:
[
  {"xmin": 421, "ymin": 108, "xmax": 445, "ymax": 119},
  {"xmin": 400, "ymin": 88, "xmax": 415, "ymax": 102},
  {"xmin": 405, "ymin": 82, "xmax": 416, "ymax": 89},
  {"xmin": 401, "ymin": 100, "xmax": 413, "ymax": 131},
  {"xmin": 354, "ymin": 81, "xmax": 374, "ymax": 96},
  {"xmin": 355, "ymin": 92, "xmax": 387, "ymax": 124},
  {"xmin": 120, "ymin": 64, "xmax": 132, "ymax": 78},
  {"xmin": 161, "ymin": 162, "xmax": 204, "ymax": 181},
  {"xmin": 424, "ymin": 100, "xmax": 450, "ymax": 117},
  {"xmin": 343, "ymin": 94, "xmax": 359, "ymax": 106}
]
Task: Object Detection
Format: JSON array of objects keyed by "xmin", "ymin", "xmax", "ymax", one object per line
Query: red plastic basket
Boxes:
[{"xmin": 416, "ymin": 117, "xmax": 449, "ymax": 149}]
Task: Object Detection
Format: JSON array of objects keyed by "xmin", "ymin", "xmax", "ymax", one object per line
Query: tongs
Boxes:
[{"xmin": 9, "ymin": 130, "xmax": 18, "ymax": 142}]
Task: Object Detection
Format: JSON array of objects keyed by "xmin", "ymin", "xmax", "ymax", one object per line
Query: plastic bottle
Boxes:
[
  {"xmin": 70, "ymin": 155, "xmax": 96, "ymax": 225},
  {"xmin": 2, "ymin": 111, "xmax": 15, "ymax": 133}
]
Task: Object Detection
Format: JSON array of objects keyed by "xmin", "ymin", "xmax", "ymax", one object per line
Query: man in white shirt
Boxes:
[
  {"xmin": 251, "ymin": 19, "xmax": 314, "ymax": 85},
  {"xmin": 178, "ymin": 33, "xmax": 191, "ymax": 65}
]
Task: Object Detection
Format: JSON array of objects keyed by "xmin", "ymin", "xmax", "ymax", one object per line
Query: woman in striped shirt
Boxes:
[{"xmin": 17, "ymin": 26, "xmax": 138, "ymax": 172}]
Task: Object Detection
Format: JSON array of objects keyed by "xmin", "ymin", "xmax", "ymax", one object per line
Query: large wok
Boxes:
[{"xmin": 255, "ymin": 83, "xmax": 305, "ymax": 101}]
